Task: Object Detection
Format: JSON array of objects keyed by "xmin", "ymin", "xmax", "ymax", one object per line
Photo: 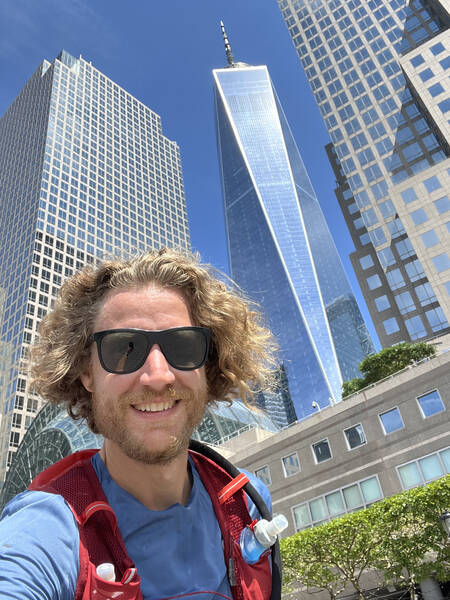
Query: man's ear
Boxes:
[{"xmin": 80, "ymin": 370, "xmax": 94, "ymax": 393}]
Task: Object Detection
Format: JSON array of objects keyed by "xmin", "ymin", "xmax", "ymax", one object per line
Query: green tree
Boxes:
[
  {"xmin": 280, "ymin": 475, "xmax": 450, "ymax": 599},
  {"xmin": 281, "ymin": 508, "xmax": 383, "ymax": 600},
  {"xmin": 342, "ymin": 342, "xmax": 436, "ymax": 398}
]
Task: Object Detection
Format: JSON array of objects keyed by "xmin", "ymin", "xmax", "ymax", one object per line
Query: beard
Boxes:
[{"xmin": 92, "ymin": 382, "xmax": 208, "ymax": 465}]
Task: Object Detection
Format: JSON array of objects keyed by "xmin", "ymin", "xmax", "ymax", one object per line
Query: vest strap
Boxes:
[{"xmin": 218, "ymin": 472, "xmax": 249, "ymax": 505}]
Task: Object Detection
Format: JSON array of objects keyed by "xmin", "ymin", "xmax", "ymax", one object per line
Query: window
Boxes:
[
  {"xmin": 312, "ymin": 439, "xmax": 332, "ymax": 464},
  {"xmin": 417, "ymin": 390, "xmax": 445, "ymax": 418},
  {"xmin": 379, "ymin": 407, "xmax": 404, "ymax": 434},
  {"xmin": 405, "ymin": 315, "xmax": 427, "ymax": 340},
  {"xmin": 421, "ymin": 229, "xmax": 440, "ymax": 248},
  {"xmin": 292, "ymin": 475, "xmax": 382, "ymax": 531},
  {"xmin": 432, "ymin": 253, "xmax": 450, "ymax": 273},
  {"xmin": 395, "ymin": 291, "xmax": 415, "ymax": 315},
  {"xmin": 383, "ymin": 316, "xmax": 400, "ymax": 334},
  {"xmin": 255, "ymin": 466, "xmax": 271, "ymax": 487},
  {"xmin": 367, "ymin": 274, "xmax": 382, "ymax": 290},
  {"xmin": 395, "ymin": 238, "xmax": 414, "ymax": 259},
  {"xmin": 375, "ymin": 295, "xmax": 390, "ymax": 311},
  {"xmin": 360, "ymin": 255, "xmax": 374, "ymax": 269},
  {"xmin": 344, "ymin": 424, "xmax": 366, "ymax": 449},
  {"xmin": 378, "ymin": 247, "xmax": 396, "ymax": 268},
  {"xmin": 415, "ymin": 282, "xmax": 436, "ymax": 306},
  {"xmin": 426, "ymin": 307, "xmax": 448, "ymax": 332},
  {"xmin": 401, "ymin": 188, "xmax": 417, "ymax": 204},
  {"xmin": 418, "ymin": 68, "xmax": 434, "ymax": 82},
  {"xmin": 386, "ymin": 268, "xmax": 405, "ymax": 291},
  {"xmin": 410, "ymin": 55, "xmax": 424, "ymax": 67},
  {"xmin": 430, "ymin": 42, "xmax": 445, "ymax": 55},
  {"xmin": 428, "ymin": 82, "xmax": 444, "ymax": 97},
  {"xmin": 405, "ymin": 259, "xmax": 425, "ymax": 282},
  {"xmin": 423, "ymin": 175, "xmax": 441, "ymax": 193},
  {"xmin": 369, "ymin": 226, "xmax": 387, "ymax": 247},
  {"xmin": 397, "ymin": 447, "xmax": 450, "ymax": 489},
  {"xmin": 410, "ymin": 208, "xmax": 428, "ymax": 226},
  {"xmin": 434, "ymin": 195, "xmax": 450, "ymax": 214},
  {"xmin": 282, "ymin": 453, "xmax": 301, "ymax": 477}
]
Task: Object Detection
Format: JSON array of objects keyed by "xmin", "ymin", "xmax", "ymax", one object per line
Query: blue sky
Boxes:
[{"xmin": 0, "ymin": 0, "xmax": 379, "ymax": 347}]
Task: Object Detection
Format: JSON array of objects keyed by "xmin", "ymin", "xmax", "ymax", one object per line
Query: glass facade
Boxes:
[
  {"xmin": 279, "ymin": 0, "xmax": 450, "ymax": 347},
  {"xmin": 214, "ymin": 63, "xmax": 374, "ymax": 422},
  {"xmin": 0, "ymin": 401, "xmax": 278, "ymax": 510},
  {"xmin": 0, "ymin": 50, "xmax": 190, "ymax": 480}
]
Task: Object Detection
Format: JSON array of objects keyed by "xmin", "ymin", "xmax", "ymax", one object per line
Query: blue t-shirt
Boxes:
[{"xmin": 0, "ymin": 453, "xmax": 271, "ymax": 599}]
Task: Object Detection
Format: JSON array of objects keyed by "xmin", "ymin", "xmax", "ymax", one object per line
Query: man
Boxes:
[{"xmin": 0, "ymin": 248, "xmax": 279, "ymax": 599}]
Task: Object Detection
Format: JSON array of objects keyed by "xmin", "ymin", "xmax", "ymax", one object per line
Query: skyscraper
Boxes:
[
  {"xmin": 0, "ymin": 50, "xmax": 190, "ymax": 479},
  {"xmin": 278, "ymin": 0, "xmax": 450, "ymax": 347},
  {"xmin": 213, "ymin": 26, "xmax": 374, "ymax": 423}
]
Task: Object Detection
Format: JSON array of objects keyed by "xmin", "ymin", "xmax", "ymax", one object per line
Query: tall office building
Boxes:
[
  {"xmin": 213, "ymin": 26, "xmax": 374, "ymax": 423},
  {"xmin": 0, "ymin": 50, "xmax": 190, "ymax": 479},
  {"xmin": 278, "ymin": 0, "xmax": 450, "ymax": 347}
]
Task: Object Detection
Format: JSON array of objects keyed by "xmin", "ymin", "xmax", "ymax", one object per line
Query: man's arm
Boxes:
[{"xmin": 0, "ymin": 491, "xmax": 79, "ymax": 599}]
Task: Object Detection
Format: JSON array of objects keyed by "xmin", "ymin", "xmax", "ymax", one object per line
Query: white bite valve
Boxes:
[
  {"xmin": 96, "ymin": 562, "xmax": 116, "ymax": 582},
  {"xmin": 253, "ymin": 514, "xmax": 289, "ymax": 547}
]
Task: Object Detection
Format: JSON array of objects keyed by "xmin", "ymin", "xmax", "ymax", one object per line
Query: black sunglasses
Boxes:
[{"xmin": 92, "ymin": 327, "xmax": 211, "ymax": 374}]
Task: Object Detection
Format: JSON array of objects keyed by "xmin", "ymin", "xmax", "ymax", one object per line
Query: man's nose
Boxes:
[{"xmin": 138, "ymin": 344, "xmax": 176, "ymax": 389}]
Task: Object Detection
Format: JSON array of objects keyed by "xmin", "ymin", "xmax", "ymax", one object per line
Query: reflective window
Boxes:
[
  {"xmin": 428, "ymin": 83, "xmax": 444, "ymax": 97},
  {"xmin": 423, "ymin": 175, "xmax": 441, "ymax": 193},
  {"xmin": 375, "ymin": 295, "xmax": 390, "ymax": 311},
  {"xmin": 292, "ymin": 475, "xmax": 382, "ymax": 531},
  {"xmin": 405, "ymin": 315, "xmax": 427, "ymax": 339},
  {"xmin": 401, "ymin": 187, "xmax": 418, "ymax": 204},
  {"xmin": 438, "ymin": 99, "xmax": 450, "ymax": 113},
  {"xmin": 386, "ymin": 268, "xmax": 405, "ymax": 291},
  {"xmin": 360, "ymin": 255, "xmax": 374, "ymax": 269},
  {"xmin": 377, "ymin": 247, "xmax": 395, "ymax": 268},
  {"xmin": 410, "ymin": 208, "xmax": 428, "ymax": 225},
  {"xmin": 255, "ymin": 465, "xmax": 271, "ymax": 487},
  {"xmin": 383, "ymin": 317, "xmax": 400, "ymax": 334},
  {"xmin": 312, "ymin": 439, "xmax": 332, "ymax": 463},
  {"xmin": 379, "ymin": 407, "xmax": 404, "ymax": 434},
  {"xmin": 417, "ymin": 390, "xmax": 445, "ymax": 418},
  {"xmin": 367, "ymin": 274, "xmax": 382, "ymax": 290},
  {"xmin": 398, "ymin": 447, "xmax": 450, "ymax": 489},
  {"xmin": 395, "ymin": 238, "xmax": 414, "ymax": 259},
  {"xmin": 418, "ymin": 68, "xmax": 434, "ymax": 82},
  {"xmin": 434, "ymin": 195, "xmax": 450, "ymax": 214},
  {"xmin": 430, "ymin": 42, "xmax": 445, "ymax": 55},
  {"xmin": 432, "ymin": 253, "xmax": 450, "ymax": 273},
  {"xmin": 282, "ymin": 453, "xmax": 301, "ymax": 477},
  {"xmin": 425, "ymin": 307, "xmax": 448, "ymax": 332},
  {"xmin": 415, "ymin": 282, "xmax": 436, "ymax": 306},
  {"xmin": 369, "ymin": 226, "xmax": 387, "ymax": 246},
  {"xmin": 410, "ymin": 55, "xmax": 424, "ymax": 67},
  {"xmin": 344, "ymin": 424, "xmax": 367, "ymax": 449},
  {"xmin": 405, "ymin": 259, "xmax": 425, "ymax": 282},
  {"xmin": 395, "ymin": 291, "xmax": 415, "ymax": 314},
  {"xmin": 421, "ymin": 229, "xmax": 439, "ymax": 248}
]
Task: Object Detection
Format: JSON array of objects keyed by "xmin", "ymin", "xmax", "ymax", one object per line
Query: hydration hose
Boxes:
[{"xmin": 189, "ymin": 439, "xmax": 282, "ymax": 600}]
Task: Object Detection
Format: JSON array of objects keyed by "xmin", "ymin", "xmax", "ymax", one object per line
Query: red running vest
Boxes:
[{"xmin": 29, "ymin": 449, "xmax": 272, "ymax": 600}]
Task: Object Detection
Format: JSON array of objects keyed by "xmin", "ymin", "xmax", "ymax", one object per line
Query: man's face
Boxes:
[{"xmin": 81, "ymin": 285, "xmax": 209, "ymax": 465}]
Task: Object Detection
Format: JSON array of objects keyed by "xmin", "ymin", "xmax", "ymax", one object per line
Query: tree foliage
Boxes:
[
  {"xmin": 342, "ymin": 342, "xmax": 436, "ymax": 398},
  {"xmin": 280, "ymin": 475, "xmax": 450, "ymax": 599}
]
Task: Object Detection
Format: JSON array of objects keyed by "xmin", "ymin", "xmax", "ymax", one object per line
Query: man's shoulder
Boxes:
[{"xmin": 1, "ymin": 489, "xmax": 78, "ymax": 534}]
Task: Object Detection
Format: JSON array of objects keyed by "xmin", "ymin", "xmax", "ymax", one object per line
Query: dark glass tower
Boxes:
[{"xmin": 213, "ymin": 25, "xmax": 374, "ymax": 422}]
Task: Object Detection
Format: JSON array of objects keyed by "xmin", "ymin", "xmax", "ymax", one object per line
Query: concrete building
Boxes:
[
  {"xmin": 0, "ymin": 50, "xmax": 190, "ymax": 480},
  {"xmin": 221, "ymin": 333, "xmax": 450, "ymax": 538},
  {"xmin": 277, "ymin": 0, "xmax": 450, "ymax": 347},
  {"xmin": 213, "ymin": 25, "xmax": 374, "ymax": 424}
]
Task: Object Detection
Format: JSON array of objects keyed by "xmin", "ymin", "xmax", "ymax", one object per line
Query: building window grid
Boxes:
[
  {"xmin": 397, "ymin": 447, "xmax": 450, "ymax": 490},
  {"xmin": 291, "ymin": 474, "xmax": 383, "ymax": 531}
]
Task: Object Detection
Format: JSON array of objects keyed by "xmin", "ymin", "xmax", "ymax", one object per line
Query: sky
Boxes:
[{"xmin": 0, "ymin": 0, "xmax": 380, "ymax": 348}]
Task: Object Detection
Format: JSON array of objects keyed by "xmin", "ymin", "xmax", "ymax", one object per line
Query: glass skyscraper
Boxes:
[
  {"xmin": 0, "ymin": 50, "xmax": 190, "ymax": 480},
  {"xmin": 278, "ymin": 0, "xmax": 450, "ymax": 347},
  {"xmin": 213, "ymin": 29, "xmax": 374, "ymax": 423}
]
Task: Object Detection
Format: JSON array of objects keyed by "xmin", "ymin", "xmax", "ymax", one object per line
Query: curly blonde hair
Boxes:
[{"xmin": 30, "ymin": 247, "xmax": 278, "ymax": 432}]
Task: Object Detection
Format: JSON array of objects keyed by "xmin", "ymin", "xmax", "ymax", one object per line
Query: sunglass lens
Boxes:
[
  {"xmin": 101, "ymin": 331, "xmax": 148, "ymax": 373},
  {"xmin": 163, "ymin": 329, "xmax": 207, "ymax": 369}
]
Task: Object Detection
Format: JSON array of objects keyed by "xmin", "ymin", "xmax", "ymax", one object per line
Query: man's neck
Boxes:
[{"xmin": 99, "ymin": 442, "xmax": 192, "ymax": 511}]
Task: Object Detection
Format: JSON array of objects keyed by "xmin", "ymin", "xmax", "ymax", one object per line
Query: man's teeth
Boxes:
[{"xmin": 134, "ymin": 400, "xmax": 176, "ymax": 412}]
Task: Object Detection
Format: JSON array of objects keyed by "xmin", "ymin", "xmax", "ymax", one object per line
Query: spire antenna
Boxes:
[{"xmin": 220, "ymin": 20, "xmax": 235, "ymax": 67}]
